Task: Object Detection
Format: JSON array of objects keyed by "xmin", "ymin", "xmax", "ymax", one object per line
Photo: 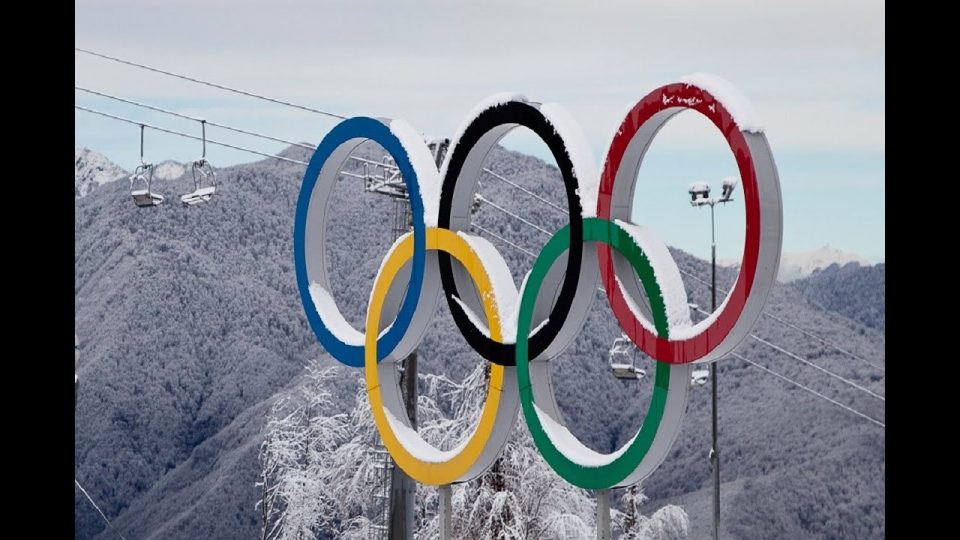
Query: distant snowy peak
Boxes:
[
  {"xmin": 153, "ymin": 161, "xmax": 187, "ymax": 181},
  {"xmin": 75, "ymin": 147, "xmax": 127, "ymax": 198},
  {"xmin": 720, "ymin": 246, "xmax": 875, "ymax": 282}
]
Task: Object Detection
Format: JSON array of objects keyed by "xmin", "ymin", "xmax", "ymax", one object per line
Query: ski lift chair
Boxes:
[
  {"xmin": 130, "ymin": 125, "xmax": 163, "ymax": 207},
  {"xmin": 609, "ymin": 334, "xmax": 647, "ymax": 380},
  {"xmin": 130, "ymin": 163, "xmax": 163, "ymax": 207},
  {"xmin": 181, "ymin": 120, "xmax": 217, "ymax": 206},
  {"xmin": 181, "ymin": 158, "xmax": 216, "ymax": 206}
]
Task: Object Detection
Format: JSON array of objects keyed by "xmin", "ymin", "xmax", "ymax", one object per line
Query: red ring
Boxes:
[{"xmin": 597, "ymin": 82, "xmax": 760, "ymax": 364}]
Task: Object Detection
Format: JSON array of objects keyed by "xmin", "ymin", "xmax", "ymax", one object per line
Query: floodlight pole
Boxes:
[
  {"xmin": 709, "ymin": 201, "xmax": 720, "ymax": 540},
  {"xmin": 690, "ymin": 178, "xmax": 735, "ymax": 540}
]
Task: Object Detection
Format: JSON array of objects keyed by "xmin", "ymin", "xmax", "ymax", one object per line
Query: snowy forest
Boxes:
[{"xmin": 75, "ymin": 142, "xmax": 885, "ymax": 539}]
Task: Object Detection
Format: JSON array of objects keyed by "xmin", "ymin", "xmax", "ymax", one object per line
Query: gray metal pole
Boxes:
[
  {"xmin": 388, "ymin": 352, "xmax": 417, "ymax": 540},
  {"xmin": 597, "ymin": 489, "xmax": 611, "ymax": 540},
  {"xmin": 439, "ymin": 484, "xmax": 452, "ymax": 539},
  {"xmin": 710, "ymin": 203, "xmax": 720, "ymax": 540}
]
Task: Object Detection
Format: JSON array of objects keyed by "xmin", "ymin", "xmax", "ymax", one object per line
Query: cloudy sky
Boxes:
[{"xmin": 75, "ymin": 0, "xmax": 884, "ymax": 262}]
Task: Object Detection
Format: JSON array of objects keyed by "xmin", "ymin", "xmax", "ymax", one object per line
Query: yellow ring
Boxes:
[{"xmin": 365, "ymin": 227, "xmax": 506, "ymax": 485}]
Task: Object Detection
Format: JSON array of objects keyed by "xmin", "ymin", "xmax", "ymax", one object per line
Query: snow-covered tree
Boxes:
[
  {"xmin": 256, "ymin": 364, "xmax": 351, "ymax": 540},
  {"xmin": 258, "ymin": 360, "xmax": 689, "ymax": 539},
  {"xmin": 614, "ymin": 484, "xmax": 690, "ymax": 540}
]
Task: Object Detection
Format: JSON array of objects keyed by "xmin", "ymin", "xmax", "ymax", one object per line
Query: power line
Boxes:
[
  {"xmin": 76, "ymin": 478, "xmax": 127, "ymax": 540},
  {"xmin": 76, "ymin": 86, "xmax": 316, "ymax": 151},
  {"xmin": 76, "ymin": 47, "xmax": 346, "ymax": 120},
  {"xmin": 678, "ymin": 267, "xmax": 883, "ymax": 371},
  {"xmin": 75, "ymin": 105, "xmax": 309, "ymax": 166},
  {"xmin": 690, "ymin": 305, "xmax": 884, "ymax": 401},
  {"xmin": 731, "ymin": 352, "xmax": 884, "ymax": 429}
]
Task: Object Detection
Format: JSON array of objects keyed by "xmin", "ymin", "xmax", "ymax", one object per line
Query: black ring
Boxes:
[{"xmin": 437, "ymin": 100, "xmax": 584, "ymax": 366}]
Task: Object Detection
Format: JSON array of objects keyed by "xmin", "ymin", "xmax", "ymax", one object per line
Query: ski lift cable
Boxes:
[
  {"xmin": 690, "ymin": 305, "xmax": 884, "ymax": 401},
  {"xmin": 475, "ymin": 195, "xmax": 552, "ymax": 237},
  {"xmin": 677, "ymin": 267, "xmax": 883, "ymax": 371},
  {"xmin": 76, "ymin": 60, "xmax": 567, "ymax": 229},
  {"xmin": 75, "ymin": 47, "xmax": 347, "ymax": 120},
  {"xmin": 75, "ymin": 478, "xmax": 127, "ymax": 540},
  {"xmin": 75, "ymin": 86, "xmax": 316, "ymax": 151},
  {"xmin": 470, "ymin": 224, "xmax": 537, "ymax": 259},
  {"xmin": 77, "ymin": 48, "xmax": 884, "ymax": 380},
  {"xmin": 731, "ymin": 352, "xmax": 884, "ymax": 429},
  {"xmin": 76, "ymin": 49, "xmax": 567, "ymax": 210},
  {"xmin": 483, "ymin": 212, "xmax": 886, "ymax": 406},
  {"xmin": 75, "ymin": 86, "xmax": 546, "ymax": 213},
  {"xmin": 486, "ymin": 206, "xmax": 885, "ymax": 383},
  {"xmin": 481, "ymin": 168, "xmax": 568, "ymax": 214},
  {"xmin": 75, "ymin": 106, "xmax": 309, "ymax": 166}
]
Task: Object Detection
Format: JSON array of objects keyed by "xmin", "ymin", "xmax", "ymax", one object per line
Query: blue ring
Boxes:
[{"xmin": 294, "ymin": 117, "xmax": 426, "ymax": 367}]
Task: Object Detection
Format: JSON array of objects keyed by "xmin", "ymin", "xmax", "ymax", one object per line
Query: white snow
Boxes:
[
  {"xmin": 670, "ymin": 285, "xmax": 734, "ymax": 340},
  {"xmin": 687, "ymin": 181, "xmax": 710, "ymax": 194},
  {"xmin": 384, "ymin": 408, "xmax": 473, "ymax": 463},
  {"xmin": 614, "ymin": 274, "xmax": 658, "ymax": 336},
  {"xmin": 449, "ymin": 234, "xmax": 552, "ymax": 344},
  {"xmin": 451, "ymin": 294, "xmax": 549, "ymax": 345},
  {"xmin": 457, "ymin": 232, "xmax": 519, "ymax": 337},
  {"xmin": 614, "ymin": 220, "xmax": 692, "ymax": 335},
  {"xmin": 776, "ymin": 246, "xmax": 873, "ymax": 282},
  {"xmin": 441, "ymin": 92, "xmax": 528, "ymax": 180},
  {"xmin": 309, "ymin": 282, "xmax": 365, "ymax": 346},
  {"xmin": 678, "ymin": 73, "xmax": 764, "ymax": 133},
  {"xmin": 539, "ymin": 103, "xmax": 599, "ymax": 217},
  {"xmin": 533, "ymin": 402, "xmax": 637, "ymax": 467},
  {"xmin": 191, "ymin": 186, "xmax": 216, "ymax": 197},
  {"xmin": 452, "ymin": 295, "xmax": 492, "ymax": 337},
  {"xmin": 75, "ymin": 147, "xmax": 127, "ymax": 198},
  {"xmin": 389, "ymin": 119, "xmax": 442, "ymax": 226}
]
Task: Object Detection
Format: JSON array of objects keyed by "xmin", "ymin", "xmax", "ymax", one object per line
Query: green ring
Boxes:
[{"xmin": 516, "ymin": 217, "xmax": 671, "ymax": 490}]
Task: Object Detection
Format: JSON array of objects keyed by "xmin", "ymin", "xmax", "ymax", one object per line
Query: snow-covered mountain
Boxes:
[
  {"xmin": 75, "ymin": 147, "xmax": 190, "ymax": 200},
  {"xmin": 722, "ymin": 245, "xmax": 877, "ymax": 282},
  {"xmin": 75, "ymin": 147, "xmax": 126, "ymax": 198},
  {"xmin": 153, "ymin": 160, "xmax": 186, "ymax": 181},
  {"xmin": 777, "ymin": 246, "xmax": 874, "ymax": 282},
  {"xmin": 75, "ymin": 144, "xmax": 885, "ymax": 539}
]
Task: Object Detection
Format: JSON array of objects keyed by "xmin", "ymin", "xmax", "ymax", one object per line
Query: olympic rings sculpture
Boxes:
[{"xmin": 294, "ymin": 75, "xmax": 782, "ymax": 489}]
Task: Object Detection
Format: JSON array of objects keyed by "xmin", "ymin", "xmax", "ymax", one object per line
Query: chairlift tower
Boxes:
[{"xmin": 354, "ymin": 136, "xmax": 449, "ymax": 540}]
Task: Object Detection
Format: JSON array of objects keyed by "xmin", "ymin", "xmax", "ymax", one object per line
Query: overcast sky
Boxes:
[{"xmin": 75, "ymin": 0, "xmax": 884, "ymax": 262}]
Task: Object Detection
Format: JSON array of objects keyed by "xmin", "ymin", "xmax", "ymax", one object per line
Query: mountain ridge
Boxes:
[{"xmin": 76, "ymin": 143, "xmax": 884, "ymax": 539}]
